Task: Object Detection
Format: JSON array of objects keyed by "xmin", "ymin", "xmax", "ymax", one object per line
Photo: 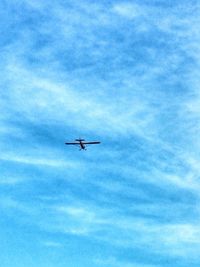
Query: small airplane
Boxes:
[{"xmin": 65, "ymin": 138, "xmax": 101, "ymax": 150}]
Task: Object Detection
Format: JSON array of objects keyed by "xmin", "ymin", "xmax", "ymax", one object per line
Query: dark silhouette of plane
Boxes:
[{"xmin": 65, "ymin": 138, "xmax": 101, "ymax": 150}]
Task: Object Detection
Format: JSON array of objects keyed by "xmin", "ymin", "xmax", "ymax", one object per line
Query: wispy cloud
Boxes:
[
  {"xmin": 112, "ymin": 2, "xmax": 144, "ymax": 19},
  {"xmin": 1, "ymin": 1, "xmax": 200, "ymax": 267},
  {"xmin": 42, "ymin": 240, "xmax": 62, "ymax": 248},
  {"xmin": 94, "ymin": 256, "xmax": 158, "ymax": 267}
]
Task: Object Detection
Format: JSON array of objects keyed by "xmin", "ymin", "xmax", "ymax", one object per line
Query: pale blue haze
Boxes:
[{"xmin": 1, "ymin": 0, "xmax": 200, "ymax": 266}]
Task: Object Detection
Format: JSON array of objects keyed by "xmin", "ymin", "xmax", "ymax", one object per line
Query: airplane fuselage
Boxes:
[{"xmin": 79, "ymin": 141, "xmax": 86, "ymax": 150}]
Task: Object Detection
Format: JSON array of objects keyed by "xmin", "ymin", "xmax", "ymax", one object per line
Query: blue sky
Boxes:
[{"xmin": 1, "ymin": 0, "xmax": 200, "ymax": 266}]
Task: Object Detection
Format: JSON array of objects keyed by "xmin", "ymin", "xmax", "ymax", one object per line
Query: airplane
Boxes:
[{"xmin": 65, "ymin": 138, "xmax": 101, "ymax": 150}]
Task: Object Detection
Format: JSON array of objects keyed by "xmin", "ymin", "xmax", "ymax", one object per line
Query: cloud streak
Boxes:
[{"xmin": 1, "ymin": 1, "xmax": 200, "ymax": 267}]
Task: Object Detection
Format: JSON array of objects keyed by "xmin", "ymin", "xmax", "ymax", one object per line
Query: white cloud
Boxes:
[
  {"xmin": 94, "ymin": 256, "xmax": 157, "ymax": 267},
  {"xmin": 0, "ymin": 176, "xmax": 23, "ymax": 185},
  {"xmin": 1, "ymin": 1, "xmax": 200, "ymax": 265},
  {"xmin": 2, "ymin": 62, "xmax": 158, "ymax": 139},
  {"xmin": 112, "ymin": 2, "xmax": 144, "ymax": 19},
  {"xmin": 0, "ymin": 153, "xmax": 77, "ymax": 168}
]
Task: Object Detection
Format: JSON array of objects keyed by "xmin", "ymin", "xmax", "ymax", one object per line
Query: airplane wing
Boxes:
[
  {"xmin": 82, "ymin": 141, "xmax": 101, "ymax": 144},
  {"xmin": 65, "ymin": 142, "xmax": 79, "ymax": 145}
]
